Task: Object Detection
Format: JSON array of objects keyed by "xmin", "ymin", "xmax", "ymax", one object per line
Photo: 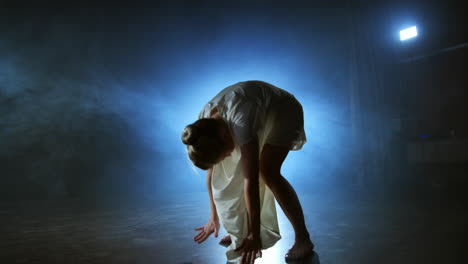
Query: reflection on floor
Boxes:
[{"xmin": 0, "ymin": 187, "xmax": 467, "ymax": 264}]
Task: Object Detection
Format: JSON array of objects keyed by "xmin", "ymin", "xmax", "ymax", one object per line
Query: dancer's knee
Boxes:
[{"xmin": 260, "ymin": 170, "xmax": 283, "ymax": 189}]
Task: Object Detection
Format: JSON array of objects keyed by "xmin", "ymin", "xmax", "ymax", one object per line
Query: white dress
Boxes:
[{"xmin": 198, "ymin": 80, "xmax": 307, "ymax": 263}]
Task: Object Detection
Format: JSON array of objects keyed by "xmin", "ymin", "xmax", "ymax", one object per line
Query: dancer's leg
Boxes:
[{"xmin": 259, "ymin": 143, "xmax": 314, "ymax": 259}]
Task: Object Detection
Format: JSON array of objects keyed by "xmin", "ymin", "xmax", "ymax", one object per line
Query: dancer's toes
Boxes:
[{"xmin": 285, "ymin": 240, "xmax": 315, "ymax": 261}]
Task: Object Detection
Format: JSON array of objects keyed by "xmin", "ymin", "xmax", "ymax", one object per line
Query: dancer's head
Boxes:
[{"xmin": 182, "ymin": 118, "xmax": 234, "ymax": 170}]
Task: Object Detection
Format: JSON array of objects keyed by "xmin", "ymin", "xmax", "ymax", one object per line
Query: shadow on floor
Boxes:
[
  {"xmin": 223, "ymin": 251, "xmax": 320, "ymax": 264},
  {"xmin": 285, "ymin": 251, "xmax": 320, "ymax": 264}
]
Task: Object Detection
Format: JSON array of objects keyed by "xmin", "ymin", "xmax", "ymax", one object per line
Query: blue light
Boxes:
[
  {"xmin": 400, "ymin": 26, "xmax": 418, "ymax": 41},
  {"xmin": 422, "ymin": 134, "xmax": 430, "ymax": 138}
]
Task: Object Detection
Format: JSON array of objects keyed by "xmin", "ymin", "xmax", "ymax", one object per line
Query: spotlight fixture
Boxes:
[{"xmin": 400, "ymin": 26, "xmax": 418, "ymax": 41}]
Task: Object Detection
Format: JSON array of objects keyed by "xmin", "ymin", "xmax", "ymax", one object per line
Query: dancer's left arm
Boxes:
[{"xmin": 235, "ymin": 135, "xmax": 262, "ymax": 264}]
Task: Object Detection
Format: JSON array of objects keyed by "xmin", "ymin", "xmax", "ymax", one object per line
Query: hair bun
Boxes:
[{"xmin": 181, "ymin": 125, "xmax": 199, "ymax": 145}]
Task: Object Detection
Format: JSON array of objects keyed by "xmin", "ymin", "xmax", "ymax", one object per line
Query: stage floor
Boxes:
[{"xmin": 1, "ymin": 188, "xmax": 467, "ymax": 264}]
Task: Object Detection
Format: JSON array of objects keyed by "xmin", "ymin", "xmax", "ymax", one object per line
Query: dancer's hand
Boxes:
[
  {"xmin": 235, "ymin": 233, "xmax": 262, "ymax": 264},
  {"xmin": 194, "ymin": 217, "xmax": 220, "ymax": 243}
]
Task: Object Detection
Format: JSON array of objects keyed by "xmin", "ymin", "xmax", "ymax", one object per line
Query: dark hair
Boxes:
[
  {"xmin": 181, "ymin": 124, "xmax": 199, "ymax": 145},
  {"xmin": 181, "ymin": 118, "xmax": 226, "ymax": 170}
]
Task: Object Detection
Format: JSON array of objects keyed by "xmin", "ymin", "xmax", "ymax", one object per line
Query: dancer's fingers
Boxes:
[
  {"xmin": 194, "ymin": 230, "xmax": 203, "ymax": 240},
  {"xmin": 240, "ymin": 252, "xmax": 247, "ymax": 264},
  {"xmin": 198, "ymin": 236, "xmax": 208, "ymax": 243},
  {"xmin": 245, "ymin": 251, "xmax": 251, "ymax": 264},
  {"xmin": 194, "ymin": 226, "xmax": 204, "ymax": 231},
  {"xmin": 194, "ymin": 231, "xmax": 205, "ymax": 241},
  {"xmin": 248, "ymin": 251, "xmax": 255, "ymax": 264},
  {"xmin": 198, "ymin": 231, "xmax": 212, "ymax": 243},
  {"xmin": 197, "ymin": 233, "xmax": 207, "ymax": 243},
  {"xmin": 214, "ymin": 228, "xmax": 219, "ymax": 238}
]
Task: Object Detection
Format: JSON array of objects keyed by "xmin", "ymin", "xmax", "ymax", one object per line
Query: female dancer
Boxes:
[{"xmin": 182, "ymin": 80, "xmax": 314, "ymax": 264}]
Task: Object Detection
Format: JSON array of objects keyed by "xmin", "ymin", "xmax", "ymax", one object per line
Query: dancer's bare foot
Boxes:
[
  {"xmin": 285, "ymin": 238, "xmax": 314, "ymax": 261},
  {"xmin": 219, "ymin": 234, "xmax": 232, "ymax": 246}
]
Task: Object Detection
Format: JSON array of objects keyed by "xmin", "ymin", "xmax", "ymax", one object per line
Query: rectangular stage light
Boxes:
[{"xmin": 400, "ymin": 26, "xmax": 418, "ymax": 41}]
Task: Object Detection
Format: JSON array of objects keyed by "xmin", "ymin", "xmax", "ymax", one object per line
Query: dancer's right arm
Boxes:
[{"xmin": 194, "ymin": 167, "xmax": 220, "ymax": 243}]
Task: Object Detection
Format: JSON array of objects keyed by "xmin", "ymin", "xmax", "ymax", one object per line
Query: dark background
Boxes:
[
  {"xmin": 0, "ymin": 0, "xmax": 466, "ymax": 202},
  {"xmin": 1, "ymin": 1, "xmax": 467, "ymax": 263}
]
